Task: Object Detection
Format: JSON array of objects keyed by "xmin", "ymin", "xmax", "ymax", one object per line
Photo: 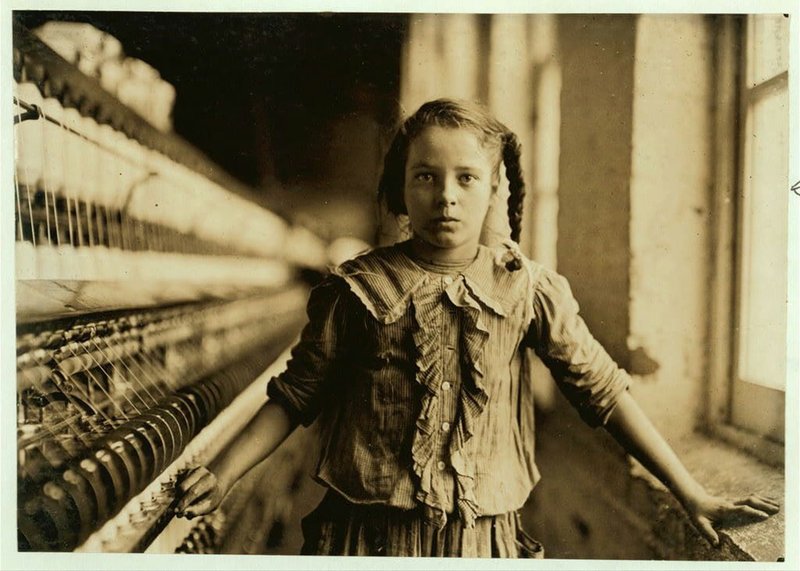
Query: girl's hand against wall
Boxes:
[
  {"xmin": 174, "ymin": 466, "xmax": 229, "ymax": 519},
  {"xmin": 686, "ymin": 492, "xmax": 780, "ymax": 547}
]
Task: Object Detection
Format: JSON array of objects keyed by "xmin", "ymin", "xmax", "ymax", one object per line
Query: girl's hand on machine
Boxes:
[
  {"xmin": 685, "ymin": 491, "xmax": 780, "ymax": 547},
  {"xmin": 174, "ymin": 466, "xmax": 228, "ymax": 519}
]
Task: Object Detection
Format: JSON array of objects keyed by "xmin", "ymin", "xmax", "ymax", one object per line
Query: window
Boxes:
[
  {"xmin": 731, "ymin": 14, "xmax": 789, "ymax": 444},
  {"xmin": 709, "ymin": 14, "xmax": 788, "ymax": 460}
]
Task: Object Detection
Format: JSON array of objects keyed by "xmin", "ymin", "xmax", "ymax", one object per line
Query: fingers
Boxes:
[
  {"xmin": 175, "ymin": 466, "xmax": 218, "ymax": 515},
  {"xmin": 734, "ymin": 495, "xmax": 781, "ymax": 514},
  {"xmin": 731, "ymin": 505, "xmax": 771, "ymax": 521},
  {"xmin": 183, "ymin": 496, "xmax": 218, "ymax": 519},
  {"xmin": 694, "ymin": 516, "xmax": 720, "ymax": 548},
  {"xmin": 715, "ymin": 500, "xmax": 780, "ymax": 529},
  {"xmin": 178, "ymin": 466, "xmax": 209, "ymax": 492}
]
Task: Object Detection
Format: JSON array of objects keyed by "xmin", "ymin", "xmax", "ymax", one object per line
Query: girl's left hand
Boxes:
[{"xmin": 686, "ymin": 492, "xmax": 780, "ymax": 546}]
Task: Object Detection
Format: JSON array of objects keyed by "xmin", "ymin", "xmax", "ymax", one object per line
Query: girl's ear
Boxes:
[{"xmin": 491, "ymin": 168, "xmax": 502, "ymax": 195}]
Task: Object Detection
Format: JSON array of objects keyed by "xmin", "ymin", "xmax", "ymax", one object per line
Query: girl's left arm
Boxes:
[{"xmin": 605, "ymin": 390, "xmax": 780, "ymax": 546}]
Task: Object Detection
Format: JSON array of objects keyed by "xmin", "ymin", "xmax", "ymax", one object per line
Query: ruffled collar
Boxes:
[{"xmin": 332, "ymin": 240, "xmax": 528, "ymax": 323}]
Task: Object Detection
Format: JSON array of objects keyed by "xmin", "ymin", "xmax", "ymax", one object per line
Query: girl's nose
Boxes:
[{"xmin": 437, "ymin": 178, "xmax": 457, "ymax": 206}]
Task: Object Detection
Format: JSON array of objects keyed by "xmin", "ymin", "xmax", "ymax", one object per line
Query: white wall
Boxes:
[{"xmin": 628, "ymin": 15, "xmax": 714, "ymax": 440}]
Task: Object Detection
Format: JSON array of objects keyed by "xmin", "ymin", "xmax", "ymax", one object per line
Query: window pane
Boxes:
[
  {"xmin": 731, "ymin": 378, "xmax": 785, "ymax": 443},
  {"xmin": 746, "ymin": 14, "xmax": 789, "ymax": 86},
  {"xmin": 738, "ymin": 87, "xmax": 789, "ymax": 390}
]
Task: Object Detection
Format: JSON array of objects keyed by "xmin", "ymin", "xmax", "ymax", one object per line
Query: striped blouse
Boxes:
[{"xmin": 267, "ymin": 240, "xmax": 630, "ymax": 529}]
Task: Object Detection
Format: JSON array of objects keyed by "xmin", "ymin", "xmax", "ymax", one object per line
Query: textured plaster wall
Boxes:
[
  {"xmin": 627, "ymin": 14, "xmax": 714, "ymax": 441},
  {"xmin": 556, "ymin": 14, "xmax": 637, "ymax": 369}
]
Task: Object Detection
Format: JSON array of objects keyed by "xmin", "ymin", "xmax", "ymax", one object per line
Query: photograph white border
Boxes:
[{"xmin": 1, "ymin": 1, "xmax": 797, "ymax": 569}]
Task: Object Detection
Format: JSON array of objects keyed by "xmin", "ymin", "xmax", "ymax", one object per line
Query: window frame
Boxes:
[{"xmin": 706, "ymin": 14, "xmax": 787, "ymax": 467}]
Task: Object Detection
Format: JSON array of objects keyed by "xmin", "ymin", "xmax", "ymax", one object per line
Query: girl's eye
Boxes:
[
  {"xmin": 459, "ymin": 174, "xmax": 477, "ymax": 184},
  {"xmin": 414, "ymin": 173, "xmax": 434, "ymax": 183}
]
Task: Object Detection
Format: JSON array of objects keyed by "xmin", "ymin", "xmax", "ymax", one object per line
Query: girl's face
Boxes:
[{"xmin": 403, "ymin": 126, "xmax": 496, "ymax": 261}]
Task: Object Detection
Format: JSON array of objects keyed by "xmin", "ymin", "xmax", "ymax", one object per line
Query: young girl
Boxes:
[{"xmin": 175, "ymin": 99, "xmax": 779, "ymax": 558}]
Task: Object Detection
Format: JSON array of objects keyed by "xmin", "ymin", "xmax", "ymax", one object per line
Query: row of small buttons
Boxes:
[{"xmin": 438, "ymin": 276, "xmax": 454, "ymax": 473}]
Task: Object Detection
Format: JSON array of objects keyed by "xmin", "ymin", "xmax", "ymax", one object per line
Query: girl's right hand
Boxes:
[{"xmin": 174, "ymin": 466, "xmax": 228, "ymax": 519}]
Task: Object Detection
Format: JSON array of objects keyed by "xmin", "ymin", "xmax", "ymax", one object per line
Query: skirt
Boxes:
[{"xmin": 300, "ymin": 490, "xmax": 544, "ymax": 558}]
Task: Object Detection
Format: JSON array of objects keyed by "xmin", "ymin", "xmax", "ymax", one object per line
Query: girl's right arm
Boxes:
[
  {"xmin": 174, "ymin": 275, "xmax": 350, "ymax": 518},
  {"xmin": 174, "ymin": 400, "xmax": 298, "ymax": 518}
]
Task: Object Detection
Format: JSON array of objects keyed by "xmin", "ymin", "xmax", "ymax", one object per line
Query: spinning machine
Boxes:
[{"xmin": 12, "ymin": 22, "xmax": 328, "ymax": 554}]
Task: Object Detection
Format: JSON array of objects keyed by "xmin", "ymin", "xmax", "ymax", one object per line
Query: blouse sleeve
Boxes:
[
  {"xmin": 525, "ymin": 267, "xmax": 631, "ymax": 427},
  {"xmin": 267, "ymin": 275, "xmax": 352, "ymax": 427}
]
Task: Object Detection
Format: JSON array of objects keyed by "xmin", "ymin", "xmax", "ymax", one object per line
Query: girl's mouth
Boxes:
[{"xmin": 430, "ymin": 217, "xmax": 460, "ymax": 232}]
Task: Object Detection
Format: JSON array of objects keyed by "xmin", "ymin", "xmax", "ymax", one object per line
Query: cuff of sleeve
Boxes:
[
  {"xmin": 583, "ymin": 370, "xmax": 632, "ymax": 428},
  {"xmin": 266, "ymin": 381, "xmax": 308, "ymax": 427}
]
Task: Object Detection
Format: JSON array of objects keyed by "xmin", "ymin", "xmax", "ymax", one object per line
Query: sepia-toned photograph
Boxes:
[{"xmin": 2, "ymin": 2, "xmax": 796, "ymax": 568}]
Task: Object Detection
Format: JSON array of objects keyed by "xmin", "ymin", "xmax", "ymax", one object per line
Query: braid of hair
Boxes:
[
  {"xmin": 377, "ymin": 133, "xmax": 409, "ymax": 216},
  {"xmin": 502, "ymin": 131, "xmax": 526, "ymax": 244}
]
